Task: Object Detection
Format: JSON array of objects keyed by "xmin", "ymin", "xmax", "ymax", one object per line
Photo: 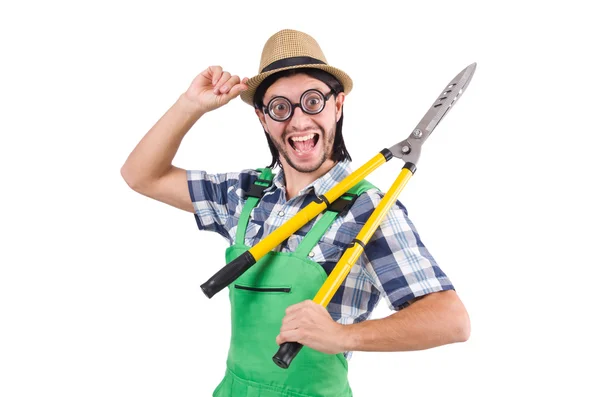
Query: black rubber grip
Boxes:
[
  {"xmin": 200, "ymin": 251, "xmax": 256, "ymax": 298},
  {"xmin": 380, "ymin": 148, "xmax": 393, "ymax": 161},
  {"xmin": 403, "ymin": 162, "xmax": 417, "ymax": 174},
  {"xmin": 273, "ymin": 342, "xmax": 303, "ymax": 369}
]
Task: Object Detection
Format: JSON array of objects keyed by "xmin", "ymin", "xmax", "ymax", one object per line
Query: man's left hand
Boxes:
[{"xmin": 276, "ymin": 300, "xmax": 349, "ymax": 354}]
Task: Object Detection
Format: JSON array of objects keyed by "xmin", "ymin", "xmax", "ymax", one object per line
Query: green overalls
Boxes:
[{"xmin": 213, "ymin": 169, "xmax": 374, "ymax": 397}]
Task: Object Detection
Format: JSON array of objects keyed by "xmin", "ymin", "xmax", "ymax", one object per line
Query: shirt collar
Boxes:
[{"xmin": 269, "ymin": 160, "xmax": 353, "ymax": 197}]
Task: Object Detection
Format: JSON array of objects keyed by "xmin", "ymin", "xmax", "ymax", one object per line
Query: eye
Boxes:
[
  {"xmin": 269, "ymin": 98, "xmax": 291, "ymax": 118},
  {"xmin": 303, "ymin": 91, "xmax": 324, "ymax": 112}
]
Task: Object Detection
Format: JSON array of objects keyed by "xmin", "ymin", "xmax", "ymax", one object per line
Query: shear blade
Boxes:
[{"xmin": 388, "ymin": 63, "xmax": 477, "ymax": 162}]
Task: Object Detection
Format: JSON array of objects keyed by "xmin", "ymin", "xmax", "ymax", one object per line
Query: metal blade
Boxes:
[{"xmin": 388, "ymin": 62, "xmax": 477, "ymax": 163}]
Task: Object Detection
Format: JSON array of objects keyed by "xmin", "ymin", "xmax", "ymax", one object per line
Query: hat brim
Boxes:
[{"xmin": 240, "ymin": 64, "xmax": 353, "ymax": 106}]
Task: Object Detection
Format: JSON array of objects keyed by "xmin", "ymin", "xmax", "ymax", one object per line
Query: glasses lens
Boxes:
[
  {"xmin": 301, "ymin": 90, "xmax": 325, "ymax": 114},
  {"xmin": 268, "ymin": 97, "xmax": 291, "ymax": 121}
]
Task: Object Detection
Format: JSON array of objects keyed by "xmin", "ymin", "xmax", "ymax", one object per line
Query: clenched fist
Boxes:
[{"xmin": 276, "ymin": 300, "xmax": 351, "ymax": 355}]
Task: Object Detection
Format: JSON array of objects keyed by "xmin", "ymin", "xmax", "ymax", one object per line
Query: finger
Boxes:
[
  {"xmin": 195, "ymin": 69, "xmax": 213, "ymax": 87},
  {"xmin": 207, "ymin": 65, "xmax": 223, "ymax": 86},
  {"xmin": 219, "ymin": 81, "xmax": 248, "ymax": 103},
  {"xmin": 280, "ymin": 314, "xmax": 299, "ymax": 331},
  {"xmin": 213, "ymin": 71, "xmax": 231, "ymax": 94},
  {"xmin": 277, "ymin": 328, "xmax": 303, "ymax": 345},
  {"xmin": 227, "ymin": 82, "xmax": 248, "ymax": 98},
  {"xmin": 285, "ymin": 301, "xmax": 308, "ymax": 316},
  {"xmin": 219, "ymin": 75, "xmax": 241, "ymax": 94}
]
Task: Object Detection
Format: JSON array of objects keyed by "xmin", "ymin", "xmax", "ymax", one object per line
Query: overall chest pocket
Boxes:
[{"xmin": 234, "ymin": 284, "xmax": 291, "ymax": 293}]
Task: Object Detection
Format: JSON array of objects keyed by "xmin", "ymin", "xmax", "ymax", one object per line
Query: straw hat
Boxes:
[{"xmin": 240, "ymin": 29, "xmax": 353, "ymax": 106}]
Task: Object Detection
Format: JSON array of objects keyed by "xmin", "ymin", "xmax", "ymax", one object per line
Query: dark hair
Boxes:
[{"xmin": 253, "ymin": 68, "xmax": 352, "ymax": 169}]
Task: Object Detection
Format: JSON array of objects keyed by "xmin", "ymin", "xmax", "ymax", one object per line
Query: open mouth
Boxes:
[{"xmin": 288, "ymin": 133, "xmax": 319, "ymax": 153}]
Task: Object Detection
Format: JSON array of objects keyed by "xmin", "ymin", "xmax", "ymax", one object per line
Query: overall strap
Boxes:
[
  {"xmin": 235, "ymin": 168, "xmax": 273, "ymax": 246},
  {"xmin": 295, "ymin": 179, "xmax": 378, "ymax": 257}
]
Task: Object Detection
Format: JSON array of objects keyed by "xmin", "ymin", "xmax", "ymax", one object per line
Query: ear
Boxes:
[
  {"xmin": 335, "ymin": 92, "xmax": 345, "ymax": 122},
  {"xmin": 255, "ymin": 107, "xmax": 269, "ymax": 132}
]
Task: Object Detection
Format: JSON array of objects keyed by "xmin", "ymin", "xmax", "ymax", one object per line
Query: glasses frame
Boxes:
[{"xmin": 262, "ymin": 89, "xmax": 335, "ymax": 122}]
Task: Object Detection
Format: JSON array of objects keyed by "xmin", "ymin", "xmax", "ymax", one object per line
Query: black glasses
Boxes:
[{"xmin": 262, "ymin": 89, "xmax": 335, "ymax": 122}]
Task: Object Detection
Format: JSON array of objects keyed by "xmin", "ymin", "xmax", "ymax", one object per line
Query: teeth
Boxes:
[{"xmin": 291, "ymin": 133, "xmax": 316, "ymax": 142}]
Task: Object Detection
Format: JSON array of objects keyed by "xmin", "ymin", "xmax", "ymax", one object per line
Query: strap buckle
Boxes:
[
  {"xmin": 242, "ymin": 178, "xmax": 271, "ymax": 199},
  {"xmin": 315, "ymin": 193, "xmax": 358, "ymax": 214}
]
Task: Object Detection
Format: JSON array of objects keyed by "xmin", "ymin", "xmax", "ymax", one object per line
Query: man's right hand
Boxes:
[
  {"xmin": 122, "ymin": 66, "xmax": 250, "ymax": 214},
  {"xmin": 183, "ymin": 66, "xmax": 249, "ymax": 114}
]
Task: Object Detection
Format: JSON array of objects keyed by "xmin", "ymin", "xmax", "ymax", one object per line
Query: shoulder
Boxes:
[{"xmin": 237, "ymin": 168, "xmax": 263, "ymax": 186}]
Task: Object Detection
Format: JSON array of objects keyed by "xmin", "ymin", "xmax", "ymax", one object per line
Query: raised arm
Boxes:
[{"xmin": 120, "ymin": 66, "xmax": 248, "ymax": 213}]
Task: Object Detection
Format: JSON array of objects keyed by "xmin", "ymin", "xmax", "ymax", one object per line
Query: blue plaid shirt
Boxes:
[{"xmin": 187, "ymin": 160, "xmax": 454, "ymax": 355}]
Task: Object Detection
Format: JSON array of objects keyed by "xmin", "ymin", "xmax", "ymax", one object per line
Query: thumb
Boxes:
[{"xmin": 222, "ymin": 84, "xmax": 248, "ymax": 103}]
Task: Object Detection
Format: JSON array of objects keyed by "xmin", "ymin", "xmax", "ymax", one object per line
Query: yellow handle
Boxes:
[
  {"xmin": 248, "ymin": 152, "xmax": 388, "ymax": 260},
  {"xmin": 314, "ymin": 167, "xmax": 414, "ymax": 307}
]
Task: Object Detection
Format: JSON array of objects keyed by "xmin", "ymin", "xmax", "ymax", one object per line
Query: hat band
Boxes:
[{"xmin": 261, "ymin": 56, "xmax": 326, "ymax": 73}]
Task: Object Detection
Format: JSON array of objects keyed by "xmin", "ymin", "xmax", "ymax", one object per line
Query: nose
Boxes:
[{"xmin": 288, "ymin": 104, "xmax": 313, "ymax": 129}]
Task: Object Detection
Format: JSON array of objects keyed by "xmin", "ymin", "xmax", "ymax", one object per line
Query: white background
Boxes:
[{"xmin": 1, "ymin": 1, "xmax": 599, "ymax": 396}]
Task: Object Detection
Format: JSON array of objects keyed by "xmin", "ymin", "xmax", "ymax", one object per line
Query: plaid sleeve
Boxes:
[
  {"xmin": 360, "ymin": 190, "xmax": 454, "ymax": 311},
  {"xmin": 186, "ymin": 169, "xmax": 256, "ymax": 242}
]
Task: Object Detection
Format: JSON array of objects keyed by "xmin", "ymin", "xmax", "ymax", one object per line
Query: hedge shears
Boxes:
[{"xmin": 200, "ymin": 62, "xmax": 477, "ymax": 368}]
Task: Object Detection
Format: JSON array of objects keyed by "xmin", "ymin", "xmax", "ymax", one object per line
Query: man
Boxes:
[{"xmin": 121, "ymin": 29, "xmax": 470, "ymax": 397}]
